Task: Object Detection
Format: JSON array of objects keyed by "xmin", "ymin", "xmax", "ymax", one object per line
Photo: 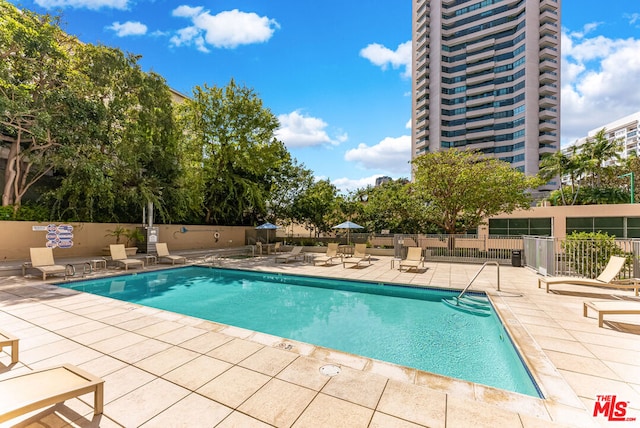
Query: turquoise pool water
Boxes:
[{"xmin": 60, "ymin": 266, "xmax": 541, "ymax": 397}]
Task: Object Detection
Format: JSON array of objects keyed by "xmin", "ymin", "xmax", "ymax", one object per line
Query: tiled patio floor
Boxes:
[{"xmin": 0, "ymin": 254, "xmax": 638, "ymax": 427}]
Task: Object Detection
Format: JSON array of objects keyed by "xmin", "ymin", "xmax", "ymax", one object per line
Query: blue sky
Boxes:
[{"xmin": 9, "ymin": 0, "xmax": 640, "ymax": 192}]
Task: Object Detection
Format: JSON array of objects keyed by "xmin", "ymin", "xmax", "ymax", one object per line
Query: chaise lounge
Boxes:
[
  {"xmin": 0, "ymin": 364, "xmax": 104, "ymax": 423},
  {"xmin": 155, "ymin": 243, "xmax": 187, "ymax": 265},
  {"xmin": 275, "ymin": 246, "xmax": 304, "ymax": 263},
  {"xmin": 0, "ymin": 329, "xmax": 19, "ymax": 364},
  {"xmin": 313, "ymin": 243, "xmax": 342, "ymax": 266},
  {"xmin": 342, "ymin": 244, "xmax": 371, "ymax": 268},
  {"xmin": 399, "ymin": 247, "xmax": 425, "ymax": 272},
  {"xmin": 110, "ymin": 244, "xmax": 144, "ymax": 271},
  {"xmin": 25, "ymin": 248, "xmax": 67, "ymax": 280},
  {"xmin": 538, "ymin": 256, "xmax": 639, "ymax": 295},
  {"xmin": 583, "ymin": 300, "xmax": 640, "ymax": 327}
]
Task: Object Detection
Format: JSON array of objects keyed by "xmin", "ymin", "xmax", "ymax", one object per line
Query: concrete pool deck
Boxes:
[{"xmin": 0, "ymin": 255, "xmax": 638, "ymax": 427}]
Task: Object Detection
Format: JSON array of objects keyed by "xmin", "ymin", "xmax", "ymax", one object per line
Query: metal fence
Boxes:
[
  {"xmin": 523, "ymin": 236, "xmax": 638, "ymax": 279},
  {"xmin": 392, "ymin": 234, "xmax": 524, "ymax": 264}
]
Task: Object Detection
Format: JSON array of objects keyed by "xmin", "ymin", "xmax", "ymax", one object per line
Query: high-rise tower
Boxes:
[{"xmin": 412, "ymin": 0, "xmax": 560, "ymax": 186}]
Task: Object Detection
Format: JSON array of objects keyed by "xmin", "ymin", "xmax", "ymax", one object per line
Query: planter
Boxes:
[{"xmin": 101, "ymin": 247, "xmax": 138, "ymax": 257}]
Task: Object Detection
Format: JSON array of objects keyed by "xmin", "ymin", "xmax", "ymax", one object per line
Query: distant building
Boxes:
[
  {"xmin": 375, "ymin": 176, "xmax": 392, "ymax": 187},
  {"xmin": 169, "ymin": 88, "xmax": 190, "ymax": 104},
  {"xmin": 411, "ymin": 0, "xmax": 560, "ymax": 190},
  {"xmin": 563, "ymin": 110, "xmax": 640, "ymax": 163}
]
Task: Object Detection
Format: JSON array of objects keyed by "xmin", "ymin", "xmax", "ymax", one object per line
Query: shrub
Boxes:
[
  {"xmin": 0, "ymin": 204, "xmax": 50, "ymax": 221},
  {"xmin": 561, "ymin": 231, "xmax": 628, "ymax": 278}
]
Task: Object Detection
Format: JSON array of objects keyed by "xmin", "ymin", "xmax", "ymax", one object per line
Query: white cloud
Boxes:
[
  {"xmin": 567, "ymin": 22, "xmax": 602, "ymax": 40},
  {"xmin": 171, "ymin": 26, "xmax": 209, "ymax": 53},
  {"xmin": 332, "ymin": 175, "xmax": 382, "ymax": 193},
  {"xmin": 360, "ymin": 40, "xmax": 412, "ymax": 78},
  {"xmin": 561, "ymin": 30, "xmax": 640, "ymax": 146},
  {"xmin": 173, "ymin": 5, "xmax": 203, "ymax": 18},
  {"xmin": 35, "ymin": 0, "xmax": 127, "ymax": 9},
  {"xmin": 276, "ymin": 111, "xmax": 344, "ymax": 148},
  {"xmin": 170, "ymin": 6, "xmax": 279, "ymax": 50},
  {"xmin": 344, "ymin": 135, "xmax": 411, "ymax": 174},
  {"xmin": 624, "ymin": 13, "xmax": 640, "ymax": 26},
  {"xmin": 107, "ymin": 21, "xmax": 147, "ymax": 37}
]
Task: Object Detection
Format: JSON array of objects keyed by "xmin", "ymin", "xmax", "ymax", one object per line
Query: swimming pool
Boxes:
[{"xmin": 60, "ymin": 266, "xmax": 541, "ymax": 397}]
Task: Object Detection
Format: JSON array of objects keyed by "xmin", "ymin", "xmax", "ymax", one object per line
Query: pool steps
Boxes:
[{"xmin": 441, "ymin": 295, "xmax": 492, "ymax": 316}]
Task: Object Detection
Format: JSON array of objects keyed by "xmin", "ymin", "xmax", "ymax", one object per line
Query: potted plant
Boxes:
[
  {"xmin": 123, "ymin": 228, "xmax": 144, "ymax": 255},
  {"xmin": 104, "ymin": 226, "xmax": 142, "ymax": 256}
]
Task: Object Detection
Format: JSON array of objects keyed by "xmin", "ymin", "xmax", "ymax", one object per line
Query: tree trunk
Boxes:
[
  {"xmin": 447, "ymin": 235, "xmax": 456, "ymax": 254},
  {"xmin": 2, "ymin": 139, "xmax": 19, "ymax": 207}
]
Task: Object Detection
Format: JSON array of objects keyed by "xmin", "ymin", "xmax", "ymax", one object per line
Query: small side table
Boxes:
[
  {"xmin": 0, "ymin": 328, "xmax": 19, "ymax": 364},
  {"xmin": 390, "ymin": 258, "xmax": 402, "ymax": 269},
  {"xmin": 144, "ymin": 255, "xmax": 157, "ymax": 266},
  {"xmin": 22, "ymin": 262, "xmax": 32, "ymax": 276},
  {"xmin": 90, "ymin": 259, "xmax": 107, "ymax": 271}
]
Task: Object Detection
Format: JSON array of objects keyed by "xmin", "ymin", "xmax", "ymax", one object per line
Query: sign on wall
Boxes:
[{"xmin": 33, "ymin": 224, "xmax": 74, "ymax": 248}]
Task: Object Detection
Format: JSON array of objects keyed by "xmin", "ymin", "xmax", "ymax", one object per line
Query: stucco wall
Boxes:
[
  {"xmin": 0, "ymin": 222, "xmax": 250, "ymax": 262},
  {"xmin": 487, "ymin": 203, "xmax": 640, "ymax": 239}
]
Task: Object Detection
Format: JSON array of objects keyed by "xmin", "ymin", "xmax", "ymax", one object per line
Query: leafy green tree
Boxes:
[
  {"xmin": 46, "ymin": 44, "xmax": 185, "ymax": 223},
  {"xmin": 622, "ymin": 154, "xmax": 640, "ymax": 202},
  {"xmin": 331, "ymin": 192, "xmax": 363, "ymax": 227},
  {"xmin": 539, "ymin": 147, "xmax": 582, "ymax": 205},
  {"xmin": 548, "ymin": 186, "xmax": 630, "ymax": 206},
  {"xmin": 580, "ymin": 128, "xmax": 622, "ymax": 187},
  {"xmin": 176, "ymin": 80, "xmax": 287, "ymax": 225},
  {"xmin": 543, "ymin": 128, "xmax": 633, "ymax": 206},
  {"xmin": 357, "ymin": 179, "xmax": 434, "ymax": 233},
  {"xmin": 267, "ymin": 161, "xmax": 314, "ymax": 230},
  {"xmin": 291, "ymin": 179, "xmax": 339, "ymax": 237},
  {"xmin": 0, "ymin": 2, "xmax": 73, "ymax": 211},
  {"xmin": 412, "ymin": 149, "xmax": 541, "ymax": 234}
]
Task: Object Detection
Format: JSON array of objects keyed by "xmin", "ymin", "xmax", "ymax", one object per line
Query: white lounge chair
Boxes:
[
  {"xmin": 0, "ymin": 364, "xmax": 104, "ymax": 423},
  {"xmin": 155, "ymin": 243, "xmax": 186, "ymax": 265},
  {"xmin": 275, "ymin": 246, "xmax": 304, "ymax": 263},
  {"xmin": 109, "ymin": 244, "xmax": 144, "ymax": 271},
  {"xmin": 538, "ymin": 256, "xmax": 638, "ymax": 295},
  {"xmin": 313, "ymin": 243, "xmax": 342, "ymax": 266},
  {"xmin": 343, "ymin": 244, "xmax": 371, "ymax": 268},
  {"xmin": 399, "ymin": 247, "xmax": 425, "ymax": 272},
  {"xmin": 25, "ymin": 248, "xmax": 67, "ymax": 280},
  {"xmin": 583, "ymin": 301, "xmax": 640, "ymax": 327}
]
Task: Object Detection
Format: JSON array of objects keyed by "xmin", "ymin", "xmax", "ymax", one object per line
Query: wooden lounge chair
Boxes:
[
  {"xmin": 313, "ymin": 243, "xmax": 341, "ymax": 266},
  {"xmin": 275, "ymin": 246, "xmax": 304, "ymax": 263},
  {"xmin": 538, "ymin": 256, "xmax": 639, "ymax": 295},
  {"xmin": 0, "ymin": 329, "xmax": 19, "ymax": 364},
  {"xmin": 26, "ymin": 248, "xmax": 67, "ymax": 280},
  {"xmin": 583, "ymin": 301, "xmax": 640, "ymax": 327},
  {"xmin": 155, "ymin": 243, "xmax": 186, "ymax": 265},
  {"xmin": 343, "ymin": 244, "xmax": 371, "ymax": 268},
  {"xmin": 399, "ymin": 247, "xmax": 424, "ymax": 272},
  {"xmin": 109, "ymin": 244, "xmax": 144, "ymax": 271},
  {"xmin": 0, "ymin": 364, "xmax": 104, "ymax": 423}
]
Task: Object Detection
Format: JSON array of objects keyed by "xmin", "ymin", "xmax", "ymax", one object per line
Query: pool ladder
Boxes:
[
  {"xmin": 441, "ymin": 261, "xmax": 500, "ymax": 316},
  {"xmin": 456, "ymin": 261, "xmax": 500, "ymax": 300}
]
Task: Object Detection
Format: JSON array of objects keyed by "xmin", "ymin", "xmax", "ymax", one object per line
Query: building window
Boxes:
[
  {"xmin": 565, "ymin": 217, "xmax": 640, "ymax": 238},
  {"xmin": 489, "ymin": 218, "xmax": 552, "ymax": 236}
]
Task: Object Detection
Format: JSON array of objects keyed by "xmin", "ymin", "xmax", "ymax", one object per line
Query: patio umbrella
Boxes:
[
  {"xmin": 255, "ymin": 222, "xmax": 279, "ymax": 244},
  {"xmin": 332, "ymin": 221, "xmax": 364, "ymax": 245}
]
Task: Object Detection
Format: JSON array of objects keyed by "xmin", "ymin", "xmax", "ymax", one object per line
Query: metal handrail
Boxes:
[{"xmin": 456, "ymin": 261, "xmax": 500, "ymax": 302}]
